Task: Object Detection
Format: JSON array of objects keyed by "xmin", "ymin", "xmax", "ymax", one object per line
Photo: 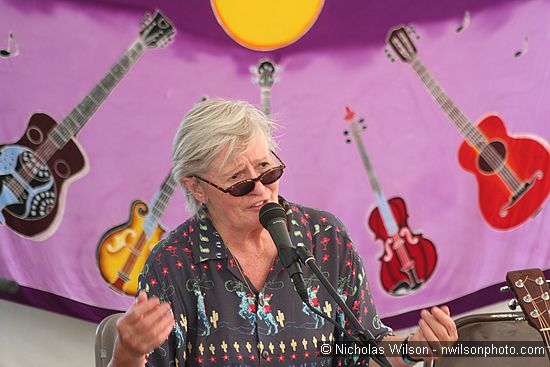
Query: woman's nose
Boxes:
[{"xmin": 250, "ymin": 178, "xmax": 267, "ymax": 195}]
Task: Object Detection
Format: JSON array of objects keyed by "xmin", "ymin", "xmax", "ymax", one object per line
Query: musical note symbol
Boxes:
[
  {"xmin": 514, "ymin": 36, "xmax": 528, "ymax": 58},
  {"xmin": 455, "ymin": 11, "xmax": 471, "ymax": 33},
  {"xmin": 0, "ymin": 32, "xmax": 20, "ymax": 59}
]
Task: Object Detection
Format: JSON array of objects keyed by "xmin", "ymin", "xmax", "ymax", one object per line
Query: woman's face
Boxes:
[{"xmin": 199, "ymin": 136, "xmax": 282, "ymax": 232}]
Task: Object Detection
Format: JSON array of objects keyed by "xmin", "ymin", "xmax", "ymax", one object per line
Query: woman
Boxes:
[{"xmin": 109, "ymin": 99, "xmax": 457, "ymax": 367}]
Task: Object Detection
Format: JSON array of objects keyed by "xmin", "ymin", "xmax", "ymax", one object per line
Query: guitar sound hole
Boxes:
[
  {"xmin": 26, "ymin": 127, "xmax": 44, "ymax": 145},
  {"xmin": 478, "ymin": 140, "xmax": 506, "ymax": 174},
  {"xmin": 54, "ymin": 160, "xmax": 71, "ymax": 178}
]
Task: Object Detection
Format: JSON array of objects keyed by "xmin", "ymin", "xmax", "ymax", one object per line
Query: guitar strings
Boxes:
[
  {"xmin": 411, "ymin": 58, "xmax": 523, "ymax": 195},
  {"xmin": 4, "ymin": 41, "xmax": 146, "ymax": 207},
  {"xmin": 392, "ymin": 27, "xmax": 521, "ymax": 188},
  {"xmin": 144, "ymin": 174, "xmax": 176, "ymax": 235},
  {"xmin": 523, "ymin": 275, "xmax": 550, "ymax": 354},
  {"xmin": 534, "ymin": 276, "xmax": 550, "ymax": 353},
  {"xmin": 349, "ymin": 119, "xmax": 419, "ymax": 280}
]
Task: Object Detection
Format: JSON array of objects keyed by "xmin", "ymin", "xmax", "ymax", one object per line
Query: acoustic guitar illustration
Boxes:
[
  {"xmin": 97, "ymin": 173, "xmax": 176, "ymax": 296},
  {"xmin": 387, "ymin": 26, "xmax": 550, "ymax": 230},
  {"xmin": 0, "ymin": 11, "xmax": 175, "ymax": 240},
  {"xmin": 343, "ymin": 107, "xmax": 437, "ymax": 296}
]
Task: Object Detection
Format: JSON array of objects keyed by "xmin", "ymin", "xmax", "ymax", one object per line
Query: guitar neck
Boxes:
[
  {"xmin": 506, "ymin": 269, "xmax": 550, "ymax": 361},
  {"xmin": 143, "ymin": 173, "xmax": 176, "ymax": 237},
  {"xmin": 261, "ymin": 87, "xmax": 271, "ymax": 117},
  {"xmin": 48, "ymin": 39, "xmax": 146, "ymax": 149},
  {"xmin": 349, "ymin": 120, "xmax": 399, "ymax": 235},
  {"xmin": 410, "ymin": 58, "xmax": 487, "ymax": 149}
]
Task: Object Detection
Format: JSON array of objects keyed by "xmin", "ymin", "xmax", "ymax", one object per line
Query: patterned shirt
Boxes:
[{"xmin": 139, "ymin": 197, "xmax": 391, "ymax": 366}]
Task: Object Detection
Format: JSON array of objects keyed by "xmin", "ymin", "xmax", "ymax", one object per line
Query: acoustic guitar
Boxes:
[
  {"xmin": 387, "ymin": 26, "xmax": 550, "ymax": 230},
  {"xmin": 506, "ymin": 268, "xmax": 550, "ymax": 362},
  {"xmin": 0, "ymin": 11, "xmax": 175, "ymax": 240}
]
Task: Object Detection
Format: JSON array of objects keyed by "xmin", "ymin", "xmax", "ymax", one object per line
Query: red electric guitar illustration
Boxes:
[
  {"xmin": 0, "ymin": 11, "xmax": 175, "ymax": 240},
  {"xmin": 387, "ymin": 26, "xmax": 550, "ymax": 230},
  {"xmin": 344, "ymin": 107, "xmax": 437, "ymax": 296}
]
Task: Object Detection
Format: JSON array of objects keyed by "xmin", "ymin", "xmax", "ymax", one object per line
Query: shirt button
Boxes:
[{"xmin": 261, "ymin": 350, "xmax": 270, "ymax": 359}]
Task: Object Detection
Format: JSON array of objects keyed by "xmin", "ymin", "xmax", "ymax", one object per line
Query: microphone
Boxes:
[
  {"xmin": 0, "ymin": 278, "xmax": 20, "ymax": 294},
  {"xmin": 259, "ymin": 202, "xmax": 308, "ymax": 301},
  {"xmin": 260, "ymin": 204, "xmax": 392, "ymax": 367}
]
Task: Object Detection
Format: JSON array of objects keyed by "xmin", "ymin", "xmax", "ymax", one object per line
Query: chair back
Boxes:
[
  {"xmin": 425, "ymin": 312, "xmax": 544, "ymax": 367},
  {"xmin": 95, "ymin": 313, "xmax": 124, "ymax": 367}
]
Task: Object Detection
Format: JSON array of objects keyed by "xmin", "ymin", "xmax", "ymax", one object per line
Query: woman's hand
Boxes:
[
  {"xmin": 109, "ymin": 291, "xmax": 175, "ymax": 367},
  {"xmin": 409, "ymin": 305, "xmax": 458, "ymax": 361}
]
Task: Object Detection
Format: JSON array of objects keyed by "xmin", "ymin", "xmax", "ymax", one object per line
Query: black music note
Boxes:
[
  {"xmin": 514, "ymin": 36, "xmax": 528, "ymax": 58},
  {"xmin": 0, "ymin": 32, "xmax": 19, "ymax": 58},
  {"xmin": 456, "ymin": 11, "xmax": 471, "ymax": 33}
]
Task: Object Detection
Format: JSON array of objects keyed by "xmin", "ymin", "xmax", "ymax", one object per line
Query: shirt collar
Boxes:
[
  {"xmin": 190, "ymin": 212, "xmax": 230, "ymax": 264},
  {"xmin": 190, "ymin": 196, "xmax": 313, "ymax": 264}
]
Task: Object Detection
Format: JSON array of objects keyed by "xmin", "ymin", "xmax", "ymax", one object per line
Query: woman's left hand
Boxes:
[{"xmin": 409, "ymin": 305, "xmax": 458, "ymax": 361}]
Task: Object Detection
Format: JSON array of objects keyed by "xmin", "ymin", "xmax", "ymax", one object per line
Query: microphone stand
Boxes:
[{"xmin": 295, "ymin": 245, "xmax": 392, "ymax": 367}]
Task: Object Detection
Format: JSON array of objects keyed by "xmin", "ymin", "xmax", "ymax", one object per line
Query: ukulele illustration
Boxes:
[
  {"xmin": 0, "ymin": 11, "xmax": 175, "ymax": 240},
  {"xmin": 387, "ymin": 26, "xmax": 550, "ymax": 230},
  {"xmin": 344, "ymin": 106, "xmax": 437, "ymax": 296}
]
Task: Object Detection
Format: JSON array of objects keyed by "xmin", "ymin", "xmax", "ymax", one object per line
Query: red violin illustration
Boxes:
[{"xmin": 344, "ymin": 107, "xmax": 437, "ymax": 296}]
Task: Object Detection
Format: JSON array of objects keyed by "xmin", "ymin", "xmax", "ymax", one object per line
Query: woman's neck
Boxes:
[
  {"xmin": 207, "ymin": 209, "xmax": 268, "ymax": 251},
  {"xmin": 215, "ymin": 223, "xmax": 278, "ymax": 291},
  {"xmin": 219, "ymin": 225, "xmax": 272, "ymax": 254}
]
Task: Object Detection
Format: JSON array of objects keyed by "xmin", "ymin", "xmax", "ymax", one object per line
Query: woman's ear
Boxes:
[{"xmin": 181, "ymin": 177, "xmax": 207, "ymax": 204}]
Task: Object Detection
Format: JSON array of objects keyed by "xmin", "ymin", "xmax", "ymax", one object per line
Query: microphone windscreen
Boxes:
[{"xmin": 259, "ymin": 202, "xmax": 285, "ymax": 228}]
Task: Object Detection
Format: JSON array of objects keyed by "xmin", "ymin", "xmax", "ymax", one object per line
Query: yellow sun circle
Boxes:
[{"xmin": 211, "ymin": 0, "xmax": 324, "ymax": 51}]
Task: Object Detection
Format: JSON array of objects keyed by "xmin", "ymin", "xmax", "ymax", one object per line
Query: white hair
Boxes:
[{"xmin": 171, "ymin": 98, "xmax": 278, "ymax": 216}]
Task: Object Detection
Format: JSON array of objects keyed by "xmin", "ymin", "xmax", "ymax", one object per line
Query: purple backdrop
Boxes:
[{"xmin": 1, "ymin": 0, "xmax": 549, "ymax": 326}]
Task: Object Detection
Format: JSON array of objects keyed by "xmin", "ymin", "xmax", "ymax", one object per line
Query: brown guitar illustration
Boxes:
[
  {"xmin": 0, "ymin": 11, "xmax": 175, "ymax": 240},
  {"xmin": 97, "ymin": 173, "xmax": 176, "ymax": 295},
  {"xmin": 387, "ymin": 26, "xmax": 550, "ymax": 230},
  {"xmin": 505, "ymin": 268, "xmax": 550, "ymax": 362}
]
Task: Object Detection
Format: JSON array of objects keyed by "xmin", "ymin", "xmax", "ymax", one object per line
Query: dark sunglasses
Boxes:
[{"xmin": 192, "ymin": 151, "xmax": 286, "ymax": 197}]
